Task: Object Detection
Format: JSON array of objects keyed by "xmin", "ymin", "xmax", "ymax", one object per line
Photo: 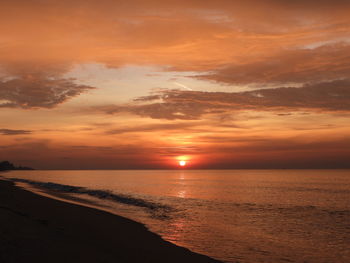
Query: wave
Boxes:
[
  {"xmin": 225, "ymin": 202, "xmax": 350, "ymax": 219},
  {"xmin": 11, "ymin": 178, "xmax": 173, "ymax": 219}
]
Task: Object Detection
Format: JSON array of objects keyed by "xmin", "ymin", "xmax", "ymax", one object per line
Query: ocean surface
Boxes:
[{"xmin": 2, "ymin": 169, "xmax": 350, "ymax": 263}]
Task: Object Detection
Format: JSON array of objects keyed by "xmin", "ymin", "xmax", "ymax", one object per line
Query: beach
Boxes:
[{"xmin": 0, "ymin": 178, "xmax": 221, "ymax": 263}]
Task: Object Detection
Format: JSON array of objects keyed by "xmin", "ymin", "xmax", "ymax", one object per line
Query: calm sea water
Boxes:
[{"xmin": 3, "ymin": 170, "xmax": 350, "ymax": 263}]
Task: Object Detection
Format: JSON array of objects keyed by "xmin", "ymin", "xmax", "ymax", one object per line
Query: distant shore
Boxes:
[
  {"xmin": 0, "ymin": 161, "xmax": 33, "ymax": 171},
  {"xmin": 0, "ymin": 178, "xmax": 221, "ymax": 263}
]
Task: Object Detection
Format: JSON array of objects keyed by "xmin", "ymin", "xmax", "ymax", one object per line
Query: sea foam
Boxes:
[{"xmin": 11, "ymin": 178, "xmax": 173, "ymax": 219}]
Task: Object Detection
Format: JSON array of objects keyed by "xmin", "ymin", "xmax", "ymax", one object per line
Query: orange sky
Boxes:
[{"xmin": 1, "ymin": 0, "xmax": 350, "ymax": 169}]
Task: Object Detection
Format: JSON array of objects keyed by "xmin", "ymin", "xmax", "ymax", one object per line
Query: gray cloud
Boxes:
[
  {"xmin": 105, "ymin": 122, "xmax": 200, "ymax": 134},
  {"xmin": 0, "ymin": 129, "xmax": 32, "ymax": 135},
  {"xmin": 198, "ymin": 44, "xmax": 350, "ymax": 85},
  {"xmin": 95, "ymin": 79, "xmax": 350, "ymax": 120},
  {"xmin": 0, "ymin": 73, "xmax": 94, "ymax": 109}
]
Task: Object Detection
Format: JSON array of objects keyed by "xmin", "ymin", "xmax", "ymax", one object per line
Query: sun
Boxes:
[{"xmin": 179, "ymin": 160, "xmax": 187, "ymax": 167}]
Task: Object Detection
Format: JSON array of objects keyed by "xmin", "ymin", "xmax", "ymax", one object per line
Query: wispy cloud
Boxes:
[
  {"xmin": 197, "ymin": 43, "xmax": 350, "ymax": 85},
  {"xmin": 0, "ymin": 129, "xmax": 32, "ymax": 135},
  {"xmin": 105, "ymin": 122, "xmax": 200, "ymax": 134},
  {"xmin": 94, "ymin": 79, "xmax": 350, "ymax": 120},
  {"xmin": 0, "ymin": 74, "xmax": 94, "ymax": 109}
]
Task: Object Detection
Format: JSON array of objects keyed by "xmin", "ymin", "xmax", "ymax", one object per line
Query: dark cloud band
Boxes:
[
  {"xmin": 0, "ymin": 129, "xmax": 32, "ymax": 135},
  {"xmin": 0, "ymin": 75, "xmax": 94, "ymax": 109},
  {"xmin": 95, "ymin": 79, "xmax": 350, "ymax": 120}
]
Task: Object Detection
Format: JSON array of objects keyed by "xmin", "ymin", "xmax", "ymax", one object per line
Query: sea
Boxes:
[{"xmin": 2, "ymin": 169, "xmax": 350, "ymax": 263}]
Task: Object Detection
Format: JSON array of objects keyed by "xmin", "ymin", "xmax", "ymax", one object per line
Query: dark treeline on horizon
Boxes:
[{"xmin": 0, "ymin": 161, "xmax": 34, "ymax": 171}]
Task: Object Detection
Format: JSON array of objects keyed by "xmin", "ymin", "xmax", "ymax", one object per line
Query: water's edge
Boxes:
[{"xmin": 0, "ymin": 176, "xmax": 223, "ymax": 262}]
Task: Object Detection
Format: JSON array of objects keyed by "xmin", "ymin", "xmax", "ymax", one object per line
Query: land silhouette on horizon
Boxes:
[{"xmin": 0, "ymin": 161, "xmax": 34, "ymax": 171}]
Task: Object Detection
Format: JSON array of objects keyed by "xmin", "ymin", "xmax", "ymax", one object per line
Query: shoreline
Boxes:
[{"xmin": 0, "ymin": 178, "xmax": 222, "ymax": 263}]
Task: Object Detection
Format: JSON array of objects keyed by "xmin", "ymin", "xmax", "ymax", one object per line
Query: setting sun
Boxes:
[{"xmin": 179, "ymin": 160, "xmax": 187, "ymax": 167}]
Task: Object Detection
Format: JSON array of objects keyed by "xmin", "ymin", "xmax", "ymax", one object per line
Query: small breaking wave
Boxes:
[{"xmin": 11, "ymin": 178, "xmax": 173, "ymax": 219}]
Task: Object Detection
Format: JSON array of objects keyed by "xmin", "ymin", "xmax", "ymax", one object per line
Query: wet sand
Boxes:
[{"xmin": 0, "ymin": 179, "xmax": 222, "ymax": 263}]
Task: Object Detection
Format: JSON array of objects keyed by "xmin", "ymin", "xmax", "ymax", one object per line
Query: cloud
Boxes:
[
  {"xmin": 198, "ymin": 43, "xmax": 350, "ymax": 85},
  {"xmin": 1, "ymin": 0, "xmax": 350, "ymax": 71},
  {"xmin": 95, "ymin": 79, "xmax": 350, "ymax": 120},
  {"xmin": 0, "ymin": 74, "xmax": 94, "ymax": 109},
  {"xmin": 0, "ymin": 129, "xmax": 32, "ymax": 135},
  {"xmin": 105, "ymin": 122, "xmax": 200, "ymax": 134},
  {"xmin": 96, "ymin": 103, "xmax": 208, "ymax": 120},
  {"xmin": 2, "ymin": 133, "xmax": 350, "ymax": 169},
  {"xmin": 155, "ymin": 145, "xmax": 201, "ymax": 156},
  {"xmin": 1, "ymin": 0, "xmax": 350, "ymax": 107}
]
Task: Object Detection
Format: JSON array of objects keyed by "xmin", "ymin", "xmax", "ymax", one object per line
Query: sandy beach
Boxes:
[{"xmin": 0, "ymin": 178, "xmax": 221, "ymax": 263}]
